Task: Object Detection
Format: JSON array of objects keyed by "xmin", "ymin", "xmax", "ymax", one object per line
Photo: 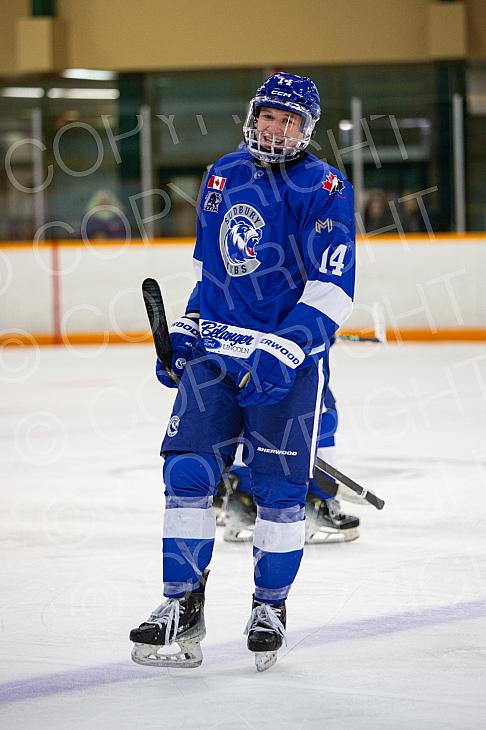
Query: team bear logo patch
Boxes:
[{"xmin": 219, "ymin": 204, "xmax": 264, "ymax": 277}]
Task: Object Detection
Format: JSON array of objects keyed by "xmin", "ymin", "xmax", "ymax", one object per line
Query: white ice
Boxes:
[{"xmin": 1, "ymin": 342, "xmax": 486, "ymax": 729}]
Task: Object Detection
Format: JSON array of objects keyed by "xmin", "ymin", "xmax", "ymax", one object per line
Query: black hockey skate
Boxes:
[
  {"xmin": 245, "ymin": 597, "xmax": 287, "ymax": 672},
  {"xmin": 305, "ymin": 496, "xmax": 360, "ymax": 544},
  {"xmin": 130, "ymin": 570, "xmax": 209, "ymax": 668},
  {"xmin": 223, "ymin": 491, "xmax": 257, "ymax": 542}
]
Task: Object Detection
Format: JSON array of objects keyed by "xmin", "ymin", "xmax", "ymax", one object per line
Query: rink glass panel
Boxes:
[
  {"xmin": 0, "ymin": 94, "xmax": 40, "ymax": 241},
  {"xmin": 1, "ymin": 62, "xmax": 485, "ymax": 241},
  {"xmin": 466, "ymin": 62, "xmax": 486, "ymax": 232},
  {"xmin": 147, "ymin": 69, "xmax": 263, "ymax": 237}
]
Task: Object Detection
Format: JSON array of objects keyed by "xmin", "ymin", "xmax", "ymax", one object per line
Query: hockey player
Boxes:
[
  {"xmin": 223, "ymin": 377, "xmax": 360, "ymax": 544},
  {"xmin": 130, "ymin": 72, "xmax": 356, "ymax": 672}
]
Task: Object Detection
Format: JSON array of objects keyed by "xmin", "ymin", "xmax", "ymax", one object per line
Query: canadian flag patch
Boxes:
[{"xmin": 208, "ymin": 175, "xmax": 227, "ymax": 191}]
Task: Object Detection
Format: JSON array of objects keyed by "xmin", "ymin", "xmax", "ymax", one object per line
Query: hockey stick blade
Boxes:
[
  {"xmin": 337, "ymin": 301, "xmax": 387, "ymax": 344},
  {"xmin": 314, "ymin": 457, "xmax": 385, "ymax": 510},
  {"xmin": 372, "ymin": 301, "xmax": 387, "ymax": 344},
  {"xmin": 141, "ymin": 278, "xmax": 178, "ymax": 383},
  {"xmin": 337, "ymin": 334, "xmax": 381, "ymax": 343}
]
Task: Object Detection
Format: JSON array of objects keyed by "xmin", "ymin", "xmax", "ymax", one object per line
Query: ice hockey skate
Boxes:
[
  {"xmin": 213, "ymin": 471, "xmax": 238, "ymax": 527},
  {"xmin": 245, "ymin": 597, "xmax": 287, "ymax": 672},
  {"xmin": 130, "ymin": 570, "xmax": 209, "ymax": 668},
  {"xmin": 213, "ymin": 480, "xmax": 228, "ymax": 527},
  {"xmin": 223, "ymin": 491, "xmax": 257, "ymax": 542},
  {"xmin": 305, "ymin": 496, "xmax": 360, "ymax": 544}
]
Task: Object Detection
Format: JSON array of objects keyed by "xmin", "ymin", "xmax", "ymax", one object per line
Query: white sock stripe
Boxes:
[
  {"xmin": 254, "ymin": 584, "xmax": 292, "ymax": 602},
  {"xmin": 166, "ymin": 495, "xmax": 212, "ymax": 509},
  {"xmin": 163, "ymin": 507, "xmax": 215, "ymax": 540},
  {"xmin": 163, "ymin": 579, "xmax": 199, "ymax": 596},
  {"xmin": 257, "ymin": 504, "xmax": 305, "ymax": 523},
  {"xmin": 253, "ymin": 516, "xmax": 305, "ymax": 553}
]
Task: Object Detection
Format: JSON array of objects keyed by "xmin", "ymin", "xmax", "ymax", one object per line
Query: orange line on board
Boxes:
[
  {"xmin": 0, "ymin": 237, "xmax": 195, "ymax": 249},
  {"xmin": 2, "ymin": 329, "xmax": 486, "ymax": 348},
  {"xmin": 340, "ymin": 328, "xmax": 486, "ymax": 342},
  {"xmin": 0, "ymin": 331, "xmax": 153, "ymax": 347},
  {"xmin": 0, "ymin": 233, "xmax": 486, "ymax": 250}
]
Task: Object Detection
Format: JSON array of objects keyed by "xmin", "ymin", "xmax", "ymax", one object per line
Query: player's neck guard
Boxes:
[{"xmin": 254, "ymin": 153, "xmax": 306, "ymax": 172}]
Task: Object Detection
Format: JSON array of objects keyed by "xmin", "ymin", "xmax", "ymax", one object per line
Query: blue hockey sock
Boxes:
[
  {"xmin": 162, "ymin": 452, "xmax": 224, "ymax": 597},
  {"xmin": 251, "ymin": 472, "xmax": 307, "ymax": 604}
]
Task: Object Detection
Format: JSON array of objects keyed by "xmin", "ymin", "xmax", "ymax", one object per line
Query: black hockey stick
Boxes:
[
  {"xmin": 314, "ymin": 456, "xmax": 385, "ymax": 510},
  {"xmin": 141, "ymin": 278, "xmax": 178, "ymax": 383},
  {"xmin": 142, "ymin": 277, "xmax": 384, "ymax": 511}
]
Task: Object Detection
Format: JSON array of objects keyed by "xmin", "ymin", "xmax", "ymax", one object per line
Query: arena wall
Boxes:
[
  {"xmin": 1, "ymin": 236, "xmax": 485, "ymax": 346},
  {"xmin": 4, "ymin": 0, "xmax": 485, "ymax": 75}
]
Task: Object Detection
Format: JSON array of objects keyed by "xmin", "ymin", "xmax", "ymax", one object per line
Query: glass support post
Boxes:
[
  {"xmin": 139, "ymin": 104, "xmax": 154, "ymax": 239},
  {"xmin": 31, "ymin": 107, "xmax": 45, "ymax": 240},
  {"xmin": 452, "ymin": 93, "xmax": 466, "ymax": 233},
  {"xmin": 351, "ymin": 97, "xmax": 364, "ymax": 220}
]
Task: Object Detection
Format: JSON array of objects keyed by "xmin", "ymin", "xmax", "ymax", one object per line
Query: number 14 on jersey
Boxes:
[{"xmin": 319, "ymin": 243, "xmax": 348, "ymax": 276}]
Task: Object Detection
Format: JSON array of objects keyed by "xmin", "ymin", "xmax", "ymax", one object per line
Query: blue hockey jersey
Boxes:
[{"xmin": 184, "ymin": 147, "xmax": 355, "ymax": 373}]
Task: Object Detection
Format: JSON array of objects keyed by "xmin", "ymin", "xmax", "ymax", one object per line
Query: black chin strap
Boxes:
[{"xmin": 253, "ymin": 152, "xmax": 306, "ymax": 172}]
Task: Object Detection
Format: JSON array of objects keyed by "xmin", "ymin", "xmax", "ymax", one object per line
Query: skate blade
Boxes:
[
  {"xmin": 214, "ymin": 507, "xmax": 227, "ymax": 526},
  {"xmin": 131, "ymin": 640, "xmax": 203, "ymax": 669},
  {"xmin": 254, "ymin": 651, "xmax": 277, "ymax": 672},
  {"xmin": 305, "ymin": 526, "xmax": 360, "ymax": 544},
  {"xmin": 223, "ymin": 526, "xmax": 254, "ymax": 543}
]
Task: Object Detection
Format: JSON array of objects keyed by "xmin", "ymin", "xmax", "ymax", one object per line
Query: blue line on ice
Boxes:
[{"xmin": 1, "ymin": 597, "xmax": 485, "ymax": 705}]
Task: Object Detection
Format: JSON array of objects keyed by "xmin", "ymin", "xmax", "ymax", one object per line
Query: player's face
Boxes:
[{"xmin": 255, "ymin": 107, "xmax": 303, "ymax": 150}]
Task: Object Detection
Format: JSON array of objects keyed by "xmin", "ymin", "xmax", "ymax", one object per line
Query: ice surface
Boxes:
[{"xmin": 1, "ymin": 342, "xmax": 485, "ymax": 729}]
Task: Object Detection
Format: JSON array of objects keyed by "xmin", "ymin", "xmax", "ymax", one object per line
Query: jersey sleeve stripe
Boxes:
[{"xmin": 298, "ymin": 280, "xmax": 353, "ymax": 327}]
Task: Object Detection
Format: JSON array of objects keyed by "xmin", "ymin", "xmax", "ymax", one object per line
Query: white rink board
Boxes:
[
  {"xmin": 0, "ymin": 342, "xmax": 485, "ymax": 729},
  {"xmin": 1, "ymin": 238, "xmax": 486, "ymax": 334}
]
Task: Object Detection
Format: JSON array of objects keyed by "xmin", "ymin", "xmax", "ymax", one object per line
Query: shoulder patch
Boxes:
[
  {"xmin": 322, "ymin": 172, "xmax": 345, "ymax": 195},
  {"xmin": 204, "ymin": 191, "xmax": 222, "ymax": 213},
  {"xmin": 208, "ymin": 175, "xmax": 227, "ymax": 191}
]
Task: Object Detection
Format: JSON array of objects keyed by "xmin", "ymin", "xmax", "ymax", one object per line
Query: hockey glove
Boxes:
[
  {"xmin": 237, "ymin": 348, "xmax": 296, "ymax": 407},
  {"xmin": 155, "ymin": 315, "xmax": 199, "ymax": 388}
]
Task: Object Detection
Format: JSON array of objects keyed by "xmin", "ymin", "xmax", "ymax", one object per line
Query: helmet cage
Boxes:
[{"xmin": 243, "ymin": 96, "xmax": 317, "ymax": 164}]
